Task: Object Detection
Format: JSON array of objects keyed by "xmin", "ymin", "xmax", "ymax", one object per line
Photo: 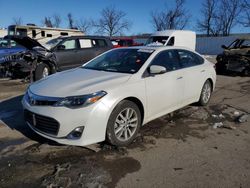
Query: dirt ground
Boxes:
[{"xmin": 0, "ymin": 73, "xmax": 250, "ymax": 188}]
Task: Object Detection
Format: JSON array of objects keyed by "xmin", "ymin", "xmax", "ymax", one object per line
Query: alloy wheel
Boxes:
[{"xmin": 114, "ymin": 108, "xmax": 138, "ymax": 142}]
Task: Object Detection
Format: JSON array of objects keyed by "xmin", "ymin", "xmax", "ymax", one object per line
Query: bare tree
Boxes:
[
  {"xmin": 217, "ymin": 0, "xmax": 243, "ymax": 36},
  {"xmin": 12, "ymin": 17, "xmax": 23, "ymax": 25},
  {"xmin": 151, "ymin": 0, "xmax": 190, "ymax": 31},
  {"xmin": 197, "ymin": 0, "xmax": 218, "ymax": 36},
  {"xmin": 52, "ymin": 14, "xmax": 61, "ymax": 28},
  {"xmin": 76, "ymin": 18, "xmax": 92, "ymax": 34},
  {"xmin": 42, "ymin": 17, "xmax": 53, "ymax": 27},
  {"xmin": 241, "ymin": 0, "xmax": 250, "ymax": 27},
  {"xmin": 67, "ymin": 13, "xmax": 75, "ymax": 29},
  {"xmin": 93, "ymin": 6, "xmax": 131, "ymax": 36}
]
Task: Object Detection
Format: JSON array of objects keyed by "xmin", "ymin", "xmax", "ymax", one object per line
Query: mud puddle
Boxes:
[{"xmin": 0, "ymin": 143, "xmax": 141, "ymax": 188}]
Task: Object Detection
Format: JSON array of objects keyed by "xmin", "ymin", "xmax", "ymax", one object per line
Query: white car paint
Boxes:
[{"xmin": 22, "ymin": 46, "xmax": 216, "ymax": 146}]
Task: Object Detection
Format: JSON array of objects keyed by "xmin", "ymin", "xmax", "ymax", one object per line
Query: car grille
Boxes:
[
  {"xmin": 25, "ymin": 90, "xmax": 62, "ymax": 106},
  {"xmin": 24, "ymin": 110, "xmax": 60, "ymax": 136}
]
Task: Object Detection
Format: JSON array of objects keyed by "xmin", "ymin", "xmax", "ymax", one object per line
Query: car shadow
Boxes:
[{"xmin": 0, "ymin": 95, "xmax": 59, "ymax": 145}]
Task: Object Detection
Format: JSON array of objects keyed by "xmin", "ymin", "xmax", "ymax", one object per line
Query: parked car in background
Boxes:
[
  {"xmin": 23, "ymin": 46, "xmax": 216, "ymax": 147},
  {"xmin": 0, "ymin": 37, "xmax": 25, "ymax": 60},
  {"xmin": 216, "ymin": 38, "xmax": 250, "ymax": 76},
  {"xmin": 2, "ymin": 35, "xmax": 113, "ymax": 80},
  {"xmin": 111, "ymin": 37, "xmax": 142, "ymax": 48}
]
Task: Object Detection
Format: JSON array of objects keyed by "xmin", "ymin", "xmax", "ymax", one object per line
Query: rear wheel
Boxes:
[
  {"xmin": 198, "ymin": 80, "xmax": 212, "ymax": 106},
  {"xmin": 34, "ymin": 63, "xmax": 50, "ymax": 81},
  {"xmin": 106, "ymin": 100, "xmax": 141, "ymax": 146}
]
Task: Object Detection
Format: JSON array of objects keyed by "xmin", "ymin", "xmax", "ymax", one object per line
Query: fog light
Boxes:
[{"xmin": 67, "ymin": 126, "xmax": 84, "ymax": 139}]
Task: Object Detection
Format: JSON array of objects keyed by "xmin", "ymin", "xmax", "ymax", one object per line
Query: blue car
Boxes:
[{"xmin": 0, "ymin": 38, "xmax": 25, "ymax": 62}]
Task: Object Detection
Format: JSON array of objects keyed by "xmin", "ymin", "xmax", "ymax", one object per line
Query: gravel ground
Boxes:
[{"xmin": 0, "ymin": 73, "xmax": 249, "ymax": 188}]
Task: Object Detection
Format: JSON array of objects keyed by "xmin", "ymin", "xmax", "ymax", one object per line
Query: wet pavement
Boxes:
[{"xmin": 0, "ymin": 75, "xmax": 250, "ymax": 188}]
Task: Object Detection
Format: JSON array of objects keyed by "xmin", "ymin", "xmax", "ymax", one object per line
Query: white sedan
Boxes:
[{"xmin": 22, "ymin": 46, "xmax": 216, "ymax": 146}]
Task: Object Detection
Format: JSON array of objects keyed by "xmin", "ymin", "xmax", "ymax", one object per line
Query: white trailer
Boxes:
[
  {"xmin": 146, "ymin": 30, "xmax": 196, "ymax": 50},
  {"xmin": 0, "ymin": 29, "xmax": 7, "ymax": 38},
  {"xmin": 8, "ymin": 25, "xmax": 84, "ymax": 44}
]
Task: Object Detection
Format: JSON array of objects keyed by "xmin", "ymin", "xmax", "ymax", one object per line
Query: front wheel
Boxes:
[
  {"xmin": 34, "ymin": 63, "xmax": 50, "ymax": 81},
  {"xmin": 198, "ymin": 80, "xmax": 212, "ymax": 106},
  {"xmin": 106, "ymin": 100, "xmax": 141, "ymax": 146}
]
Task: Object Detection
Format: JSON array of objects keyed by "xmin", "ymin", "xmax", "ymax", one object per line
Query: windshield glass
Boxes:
[
  {"xmin": 241, "ymin": 40, "xmax": 250, "ymax": 48},
  {"xmin": 146, "ymin": 36, "xmax": 169, "ymax": 45},
  {"xmin": 83, "ymin": 48, "xmax": 154, "ymax": 74},
  {"xmin": 44, "ymin": 38, "xmax": 63, "ymax": 50}
]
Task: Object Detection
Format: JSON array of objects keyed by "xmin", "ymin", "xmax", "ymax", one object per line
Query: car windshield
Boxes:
[
  {"xmin": 83, "ymin": 48, "xmax": 154, "ymax": 74},
  {"xmin": 240, "ymin": 39, "xmax": 250, "ymax": 48},
  {"xmin": 44, "ymin": 38, "xmax": 63, "ymax": 50},
  {"xmin": 146, "ymin": 36, "xmax": 169, "ymax": 45}
]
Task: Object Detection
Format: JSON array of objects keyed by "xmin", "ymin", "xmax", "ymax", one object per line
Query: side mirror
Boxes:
[
  {"xmin": 221, "ymin": 45, "xmax": 227, "ymax": 49},
  {"xmin": 57, "ymin": 45, "xmax": 66, "ymax": 50},
  {"xmin": 149, "ymin": 65, "xmax": 167, "ymax": 74}
]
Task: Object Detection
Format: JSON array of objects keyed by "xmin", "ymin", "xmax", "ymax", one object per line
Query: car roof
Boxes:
[
  {"xmin": 120, "ymin": 45, "xmax": 196, "ymax": 52},
  {"xmin": 58, "ymin": 35, "xmax": 110, "ymax": 40}
]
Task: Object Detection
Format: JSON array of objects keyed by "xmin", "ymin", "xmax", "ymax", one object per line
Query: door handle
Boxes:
[
  {"xmin": 201, "ymin": 70, "xmax": 206, "ymax": 73},
  {"xmin": 177, "ymin": 76, "xmax": 183, "ymax": 80}
]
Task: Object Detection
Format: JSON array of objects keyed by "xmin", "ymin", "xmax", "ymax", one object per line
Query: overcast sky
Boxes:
[{"xmin": 0, "ymin": 0, "xmax": 249, "ymax": 34}]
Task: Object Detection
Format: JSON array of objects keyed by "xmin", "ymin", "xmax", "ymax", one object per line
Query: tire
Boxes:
[
  {"xmin": 106, "ymin": 100, "xmax": 141, "ymax": 146},
  {"xmin": 34, "ymin": 63, "xmax": 50, "ymax": 81},
  {"xmin": 198, "ymin": 80, "xmax": 212, "ymax": 106}
]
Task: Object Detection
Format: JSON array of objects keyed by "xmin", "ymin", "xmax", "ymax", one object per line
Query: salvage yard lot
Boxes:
[{"xmin": 0, "ymin": 74, "xmax": 250, "ymax": 188}]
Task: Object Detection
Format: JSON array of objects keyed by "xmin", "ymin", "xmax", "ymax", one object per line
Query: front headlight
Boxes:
[{"xmin": 54, "ymin": 91, "xmax": 107, "ymax": 108}]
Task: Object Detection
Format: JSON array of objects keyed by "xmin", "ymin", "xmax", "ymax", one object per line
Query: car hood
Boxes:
[
  {"xmin": 29, "ymin": 68, "xmax": 131, "ymax": 97},
  {"xmin": 0, "ymin": 47, "xmax": 25, "ymax": 57},
  {"xmin": 4, "ymin": 35, "xmax": 45, "ymax": 50}
]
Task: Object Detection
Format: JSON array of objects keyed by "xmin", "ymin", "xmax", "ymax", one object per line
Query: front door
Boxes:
[
  {"xmin": 54, "ymin": 39, "xmax": 79, "ymax": 71},
  {"xmin": 144, "ymin": 50, "xmax": 184, "ymax": 120}
]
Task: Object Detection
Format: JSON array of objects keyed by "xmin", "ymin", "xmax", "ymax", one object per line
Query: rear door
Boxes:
[
  {"xmin": 177, "ymin": 50, "xmax": 206, "ymax": 104},
  {"xmin": 144, "ymin": 50, "xmax": 184, "ymax": 119},
  {"xmin": 77, "ymin": 38, "xmax": 95, "ymax": 65},
  {"xmin": 92, "ymin": 38, "xmax": 111, "ymax": 56},
  {"xmin": 54, "ymin": 39, "xmax": 79, "ymax": 71}
]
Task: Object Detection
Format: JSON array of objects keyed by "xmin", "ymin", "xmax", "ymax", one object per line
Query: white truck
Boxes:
[{"xmin": 146, "ymin": 30, "xmax": 196, "ymax": 50}]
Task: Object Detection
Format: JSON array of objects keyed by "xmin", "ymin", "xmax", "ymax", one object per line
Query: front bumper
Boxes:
[{"xmin": 22, "ymin": 96, "xmax": 110, "ymax": 146}]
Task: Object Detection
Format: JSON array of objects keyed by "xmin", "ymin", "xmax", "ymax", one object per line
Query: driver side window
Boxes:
[
  {"xmin": 151, "ymin": 50, "xmax": 181, "ymax": 71},
  {"xmin": 61, "ymin": 39, "xmax": 77, "ymax": 50}
]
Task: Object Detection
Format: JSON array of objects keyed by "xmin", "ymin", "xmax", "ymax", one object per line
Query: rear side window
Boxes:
[
  {"xmin": 177, "ymin": 50, "xmax": 204, "ymax": 68},
  {"xmin": 92, "ymin": 39, "xmax": 107, "ymax": 47},
  {"xmin": 79, "ymin": 39, "xmax": 92, "ymax": 48},
  {"xmin": 151, "ymin": 50, "xmax": 181, "ymax": 71}
]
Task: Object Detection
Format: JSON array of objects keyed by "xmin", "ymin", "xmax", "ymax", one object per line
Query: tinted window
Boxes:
[
  {"xmin": 167, "ymin": 37, "xmax": 175, "ymax": 46},
  {"xmin": 79, "ymin": 39, "xmax": 92, "ymax": 48},
  {"xmin": 92, "ymin": 39, "xmax": 107, "ymax": 47},
  {"xmin": 41, "ymin": 31, "xmax": 45, "ymax": 37},
  {"xmin": 32, "ymin": 30, "xmax": 36, "ymax": 38},
  {"xmin": 146, "ymin": 36, "xmax": 169, "ymax": 45},
  {"xmin": 61, "ymin": 39, "xmax": 77, "ymax": 50},
  {"xmin": 16, "ymin": 28, "xmax": 27, "ymax": 37},
  {"xmin": 177, "ymin": 50, "xmax": 204, "ymax": 68},
  {"xmin": 151, "ymin": 50, "xmax": 181, "ymax": 71}
]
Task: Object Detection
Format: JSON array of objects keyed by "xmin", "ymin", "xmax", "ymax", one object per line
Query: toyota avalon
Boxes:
[{"xmin": 23, "ymin": 46, "xmax": 216, "ymax": 146}]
